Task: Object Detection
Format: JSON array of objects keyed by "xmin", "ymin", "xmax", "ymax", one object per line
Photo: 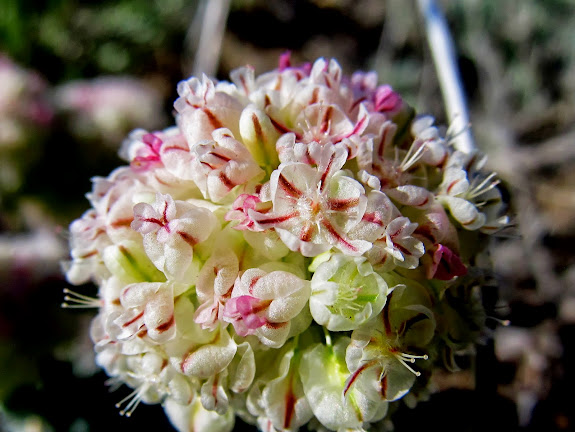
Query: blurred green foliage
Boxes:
[{"xmin": 0, "ymin": 0, "xmax": 197, "ymax": 84}]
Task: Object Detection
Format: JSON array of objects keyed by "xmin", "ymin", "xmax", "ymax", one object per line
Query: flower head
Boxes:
[{"xmin": 64, "ymin": 55, "xmax": 509, "ymax": 432}]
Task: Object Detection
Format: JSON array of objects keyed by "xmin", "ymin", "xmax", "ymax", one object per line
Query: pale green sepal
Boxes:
[{"xmin": 103, "ymin": 240, "xmax": 165, "ymax": 284}]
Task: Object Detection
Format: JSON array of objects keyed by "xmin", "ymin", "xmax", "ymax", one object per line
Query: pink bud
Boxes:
[
  {"xmin": 374, "ymin": 85, "xmax": 402, "ymax": 113},
  {"xmin": 224, "ymin": 295, "xmax": 269, "ymax": 336},
  {"xmin": 429, "ymin": 244, "xmax": 467, "ymax": 280},
  {"xmin": 278, "ymin": 51, "xmax": 292, "ymax": 71}
]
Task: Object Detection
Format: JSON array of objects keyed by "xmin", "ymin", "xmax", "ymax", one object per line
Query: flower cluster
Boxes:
[
  {"xmin": 53, "ymin": 76, "xmax": 167, "ymax": 148},
  {"xmin": 0, "ymin": 54, "xmax": 53, "ymax": 195},
  {"xmin": 0, "ymin": 55, "xmax": 53, "ymax": 147},
  {"xmin": 64, "ymin": 54, "xmax": 508, "ymax": 431}
]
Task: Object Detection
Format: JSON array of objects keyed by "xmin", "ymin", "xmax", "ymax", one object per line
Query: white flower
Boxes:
[
  {"xmin": 247, "ymin": 343, "xmax": 313, "ymax": 431},
  {"xmin": 437, "ymin": 150, "xmax": 507, "ymax": 231},
  {"xmin": 166, "ymin": 296, "xmax": 237, "ymax": 380},
  {"xmin": 310, "ymin": 254, "xmax": 389, "ymax": 331},
  {"xmin": 223, "ymin": 268, "xmax": 311, "ymax": 348},
  {"xmin": 164, "ymin": 397, "xmax": 235, "ymax": 432},
  {"xmin": 194, "ymin": 248, "xmax": 239, "ymax": 330},
  {"xmin": 344, "ymin": 281, "xmax": 435, "ymax": 403},
  {"xmin": 376, "ymin": 216, "xmax": 425, "ymax": 269},
  {"xmin": 410, "ymin": 115, "xmax": 449, "ymax": 166},
  {"xmin": 299, "ymin": 337, "xmax": 386, "ymax": 431},
  {"xmin": 251, "ymin": 146, "xmax": 370, "ymax": 256},
  {"xmin": 174, "ymin": 74, "xmax": 244, "ymax": 146},
  {"xmin": 64, "ymin": 209, "xmax": 112, "ymax": 285},
  {"xmin": 112, "ymin": 281, "xmax": 176, "ymax": 343},
  {"xmin": 189, "ymin": 128, "xmax": 264, "ymax": 202},
  {"xmin": 131, "ymin": 192, "xmax": 217, "ymax": 280}
]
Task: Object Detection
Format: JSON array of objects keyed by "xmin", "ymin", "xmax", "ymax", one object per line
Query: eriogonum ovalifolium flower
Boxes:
[
  {"xmin": 0, "ymin": 54, "xmax": 53, "ymax": 196},
  {"xmin": 53, "ymin": 76, "xmax": 167, "ymax": 148},
  {"xmin": 63, "ymin": 54, "xmax": 509, "ymax": 432}
]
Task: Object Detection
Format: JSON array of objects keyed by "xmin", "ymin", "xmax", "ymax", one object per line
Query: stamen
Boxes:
[
  {"xmin": 400, "ymin": 352, "xmax": 429, "ymax": 360},
  {"xmin": 486, "ymin": 316, "xmax": 511, "ymax": 327},
  {"xmin": 105, "ymin": 377, "xmax": 124, "ymax": 392},
  {"xmin": 338, "ymin": 285, "xmax": 360, "ymax": 303},
  {"xmin": 446, "ymin": 117, "xmax": 471, "ymax": 144},
  {"xmin": 467, "ymin": 172, "xmax": 500, "ymax": 199},
  {"xmin": 115, "ymin": 384, "xmax": 149, "ymax": 417},
  {"xmin": 393, "ymin": 352, "xmax": 428, "ymax": 377},
  {"xmin": 329, "ymin": 282, "xmax": 366, "ymax": 316},
  {"xmin": 331, "ymin": 302, "xmax": 362, "ymax": 316},
  {"xmin": 399, "ymin": 142, "xmax": 427, "ymax": 172},
  {"xmin": 61, "ymin": 288, "xmax": 102, "ymax": 308},
  {"xmin": 378, "ymin": 367, "xmax": 387, "ymax": 381}
]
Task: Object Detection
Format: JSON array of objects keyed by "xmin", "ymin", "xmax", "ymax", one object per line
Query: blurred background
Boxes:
[{"xmin": 1, "ymin": 0, "xmax": 574, "ymax": 430}]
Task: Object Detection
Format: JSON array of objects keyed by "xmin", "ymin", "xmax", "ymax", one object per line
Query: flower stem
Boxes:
[
  {"xmin": 417, "ymin": 0, "xmax": 476, "ymax": 153},
  {"xmin": 188, "ymin": 0, "xmax": 231, "ymax": 77}
]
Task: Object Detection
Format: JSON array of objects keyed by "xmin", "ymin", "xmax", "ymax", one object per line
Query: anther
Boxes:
[
  {"xmin": 61, "ymin": 288, "xmax": 102, "ymax": 308},
  {"xmin": 468, "ymin": 172, "xmax": 500, "ymax": 199},
  {"xmin": 115, "ymin": 384, "xmax": 148, "ymax": 417},
  {"xmin": 394, "ymin": 352, "xmax": 428, "ymax": 377},
  {"xmin": 486, "ymin": 316, "xmax": 511, "ymax": 327}
]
